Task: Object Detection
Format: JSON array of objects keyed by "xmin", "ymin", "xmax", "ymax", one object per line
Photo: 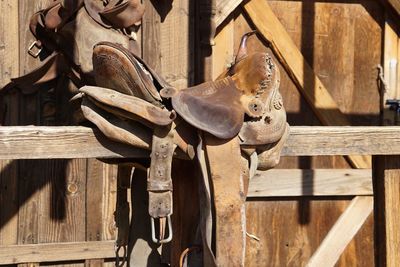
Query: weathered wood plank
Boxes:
[
  {"xmin": 0, "ymin": 126, "xmax": 149, "ymax": 159},
  {"xmin": 248, "ymin": 169, "xmax": 372, "ymax": 197},
  {"xmin": 38, "ymin": 159, "xmax": 86, "ymax": 243},
  {"xmin": 373, "ymin": 155, "xmax": 400, "ymax": 267},
  {"xmin": 282, "ymin": 126, "xmax": 400, "ymax": 156},
  {"xmin": 0, "ymin": 0, "xmax": 19, "ymax": 88},
  {"xmin": 0, "ymin": 0, "xmax": 19, "ymax": 248},
  {"xmin": 245, "ymin": 198, "xmax": 374, "ymax": 266},
  {"xmin": 306, "ymin": 196, "xmax": 373, "ymax": 266},
  {"xmin": 86, "ymin": 159, "xmax": 106, "ymax": 242},
  {"xmin": 1, "ymin": 126, "xmax": 400, "ymax": 159},
  {"xmin": 212, "ymin": 17, "xmax": 234, "ymax": 80},
  {"xmin": 0, "ymin": 241, "xmax": 115, "ymax": 264},
  {"xmin": 215, "ymin": 0, "xmax": 243, "ymax": 27},
  {"xmin": 159, "ymin": 0, "xmax": 193, "ymax": 88},
  {"xmin": 383, "ymin": 16, "xmax": 399, "ymax": 126},
  {"xmin": 242, "ymin": 0, "xmax": 370, "ymax": 169}
]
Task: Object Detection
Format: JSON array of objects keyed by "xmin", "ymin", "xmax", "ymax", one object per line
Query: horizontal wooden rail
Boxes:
[
  {"xmin": 248, "ymin": 169, "xmax": 372, "ymax": 197},
  {"xmin": 0, "ymin": 126, "xmax": 400, "ymax": 159},
  {"xmin": 0, "ymin": 241, "xmax": 115, "ymax": 264}
]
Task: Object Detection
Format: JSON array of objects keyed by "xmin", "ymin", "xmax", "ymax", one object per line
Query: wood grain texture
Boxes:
[
  {"xmin": 245, "ymin": 199, "xmax": 374, "ymax": 267},
  {"xmin": 0, "ymin": 126, "xmax": 149, "ymax": 159},
  {"xmin": 0, "ymin": 241, "xmax": 115, "ymax": 264},
  {"xmin": 38, "ymin": 159, "xmax": 86, "ymax": 243},
  {"xmin": 0, "ymin": 0, "xmax": 19, "ymax": 249},
  {"xmin": 248, "ymin": 169, "xmax": 372, "ymax": 197},
  {"xmin": 306, "ymin": 196, "xmax": 373, "ymax": 266},
  {"xmin": 383, "ymin": 17, "xmax": 399, "ymax": 125},
  {"xmin": 159, "ymin": 0, "xmax": 194, "ymax": 88},
  {"xmin": 212, "ymin": 17, "xmax": 234, "ymax": 79},
  {"xmin": 215, "ymin": 0, "xmax": 243, "ymax": 27},
  {"xmin": 86, "ymin": 159, "xmax": 106, "ymax": 242},
  {"xmin": 1, "ymin": 126, "xmax": 400, "ymax": 159},
  {"xmin": 242, "ymin": 0, "xmax": 378, "ymax": 168},
  {"xmin": 373, "ymin": 155, "xmax": 400, "ymax": 267},
  {"xmin": 0, "ymin": 0, "xmax": 19, "ymax": 87}
]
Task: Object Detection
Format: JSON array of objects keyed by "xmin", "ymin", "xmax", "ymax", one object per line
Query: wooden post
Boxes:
[{"xmin": 373, "ymin": 155, "xmax": 400, "ymax": 267}]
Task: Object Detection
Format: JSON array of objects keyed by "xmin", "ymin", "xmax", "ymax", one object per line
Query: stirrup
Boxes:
[
  {"xmin": 150, "ymin": 215, "xmax": 172, "ymax": 243},
  {"xmin": 115, "ymin": 244, "xmax": 127, "ymax": 267}
]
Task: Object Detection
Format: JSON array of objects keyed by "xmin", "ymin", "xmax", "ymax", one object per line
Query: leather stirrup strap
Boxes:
[
  {"xmin": 115, "ymin": 165, "xmax": 132, "ymax": 267},
  {"xmin": 204, "ymin": 134, "xmax": 246, "ymax": 266},
  {"xmin": 148, "ymin": 126, "xmax": 177, "ymax": 243}
]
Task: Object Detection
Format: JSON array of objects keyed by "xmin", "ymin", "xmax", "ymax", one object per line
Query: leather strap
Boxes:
[
  {"xmin": 10, "ymin": 53, "xmax": 74, "ymax": 94},
  {"xmin": 84, "ymin": 0, "xmax": 144, "ymax": 28},
  {"xmin": 148, "ymin": 126, "xmax": 177, "ymax": 243},
  {"xmin": 204, "ymin": 134, "xmax": 247, "ymax": 267},
  {"xmin": 100, "ymin": 0, "xmax": 144, "ymax": 28},
  {"xmin": 115, "ymin": 165, "xmax": 132, "ymax": 266}
]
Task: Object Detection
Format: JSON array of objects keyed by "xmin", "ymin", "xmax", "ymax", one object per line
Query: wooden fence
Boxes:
[{"xmin": 0, "ymin": 125, "xmax": 399, "ymax": 266}]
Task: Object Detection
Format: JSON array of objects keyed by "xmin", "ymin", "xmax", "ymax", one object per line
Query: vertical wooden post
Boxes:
[{"xmin": 373, "ymin": 155, "xmax": 400, "ymax": 267}]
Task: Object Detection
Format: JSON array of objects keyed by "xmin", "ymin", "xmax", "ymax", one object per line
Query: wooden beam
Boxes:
[
  {"xmin": 282, "ymin": 126, "xmax": 400, "ymax": 156},
  {"xmin": 373, "ymin": 155, "xmax": 400, "ymax": 267},
  {"xmin": 0, "ymin": 241, "xmax": 115, "ymax": 264},
  {"xmin": 382, "ymin": 16, "xmax": 399, "ymax": 125},
  {"xmin": 306, "ymin": 196, "xmax": 373, "ymax": 267},
  {"xmin": 0, "ymin": 126, "xmax": 149, "ymax": 159},
  {"xmin": 1, "ymin": 126, "xmax": 400, "ymax": 159},
  {"xmin": 212, "ymin": 17, "xmax": 234, "ymax": 80},
  {"xmin": 215, "ymin": 0, "xmax": 243, "ymax": 27},
  {"xmin": 242, "ymin": 0, "xmax": 370, "ymax": 168},
  {"xmin": 248, "ymin": 169, "xmax": 372, "ymax": 197},
  {"xmin": 386, "ymin": 0, "xmax": 400, "ymax": 17}
]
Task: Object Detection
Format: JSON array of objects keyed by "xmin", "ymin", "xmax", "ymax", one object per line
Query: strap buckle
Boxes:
[
  {"xmin": 28, "ymin": 40, "xmax": 42, "ymax": 58},
  {"xmin": 150, "ymin": 215, "xmax": 172, "ymax": 243}
]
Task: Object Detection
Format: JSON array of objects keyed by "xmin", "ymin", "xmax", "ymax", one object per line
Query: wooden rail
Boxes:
[
  {"xmin": 0, "ymin": 125, "xmax": 400, "ymax": 266},
  {"xmin": 1, "ymin": 126, "xmax": 400, "ymax": 159}
]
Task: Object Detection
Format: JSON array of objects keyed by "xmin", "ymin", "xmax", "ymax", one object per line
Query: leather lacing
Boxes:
[{"xmin": 179, "ymin": 246, "xmax": 202, "ymax": 267}]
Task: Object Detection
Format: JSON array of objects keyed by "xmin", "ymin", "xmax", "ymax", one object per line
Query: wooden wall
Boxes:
[
  {"xmin": 0, "ymin": 0, "xmax": 385, "ymax": 266},
  {"xmin": 212, "ymin": 0, "xmax": 383, "ymax": 266}
]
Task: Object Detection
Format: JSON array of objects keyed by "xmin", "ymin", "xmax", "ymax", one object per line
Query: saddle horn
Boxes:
[{"xmin": 234, "ymin": 30, "xmax": 257, "ymax": 64}]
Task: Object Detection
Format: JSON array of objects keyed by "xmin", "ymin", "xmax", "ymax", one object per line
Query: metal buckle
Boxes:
[
  {"xmin": 28, "ymin": 41, "xmax": 42, "ymax": 58},
  {"xmin": 151, "ymin": 215, "xmax": 173, "ymax": 243}
]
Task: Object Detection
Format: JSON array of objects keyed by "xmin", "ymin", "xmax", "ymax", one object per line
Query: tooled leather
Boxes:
[
  {"xmin": 148, "ymin": 127, "xmax": 176, "ymax": 218},
  {"xmin": 238, "ymin": 65, "xmax": 288, "ymax": 145},
  {"xmin": 93, "ymin": 42, "xmax": 163, "ymax": 105}
]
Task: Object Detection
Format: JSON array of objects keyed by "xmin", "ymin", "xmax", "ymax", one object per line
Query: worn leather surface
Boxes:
[
  {"xmin": 204, "ymin": 134, "xmax": 247, "ymax": 267},
  {"xmin": 171, "ymin": 77, "xmax": 244, "ymax": 139},
  {"xmin": 148, "ymin": 127, "xmax": 176, "ymax": 218},
  {"xmin": 80, "ymin": 86, "xmax": 175, "ymax": 126},
  {"xmin": 60, "ymin": 9, "xmax": 138, "ymax": 76},
  {"xmin": 93, "ymin": 42, "xmax": 170, "ymax": 107}
]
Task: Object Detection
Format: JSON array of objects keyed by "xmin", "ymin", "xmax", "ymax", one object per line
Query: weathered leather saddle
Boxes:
[{"xmin": 78, "ymin": 31, "xmax": 289, "ymax": 266}]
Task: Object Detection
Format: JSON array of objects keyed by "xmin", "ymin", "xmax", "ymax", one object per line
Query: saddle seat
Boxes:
[{"xmin": 171, "ymin": 77, "xmax": 244, "ymax": 139}]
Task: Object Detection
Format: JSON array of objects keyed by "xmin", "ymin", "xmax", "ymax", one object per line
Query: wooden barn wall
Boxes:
[
  {"xmin": 212, "ymin": 0, "xmax": 382, "ymax": 266},
  {"xmin": 0, "ymin": 0, "xmax": 384, "ymax": 267}
]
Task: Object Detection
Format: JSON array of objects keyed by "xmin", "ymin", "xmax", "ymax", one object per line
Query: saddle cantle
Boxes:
[{"xmin": 92, "ymin": 42, "xmax": 172, "ymax": 107}]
